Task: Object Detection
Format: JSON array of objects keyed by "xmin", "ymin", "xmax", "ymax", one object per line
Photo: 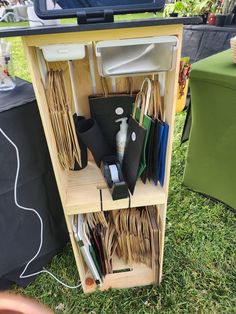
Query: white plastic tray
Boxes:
[
  {"xmin": 40, "ymin": 43, "xmax": 85, "ymax": 62},
  {"xmin": 96, "ymin": 36, "xmax": 178, "ymax": 77}
]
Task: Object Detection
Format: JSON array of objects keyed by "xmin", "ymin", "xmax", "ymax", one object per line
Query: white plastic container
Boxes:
[
  {"xmin": 96, "ymin": 36, "xmax": 178, "ymax": 77},
  {"xmin": 40, "ymin": 44, "xmax": 85, "ymax": 62}
]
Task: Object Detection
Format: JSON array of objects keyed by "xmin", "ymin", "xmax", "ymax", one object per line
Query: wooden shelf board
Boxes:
[
  {"xmin": 65, "ymin": 161, "xmax": 167, "ymax": 215},
  {"xmin": 83, "ymin": 255, "xmax": 154, "ymax": 293},
  {"xmin": 130, "ymin": 180, "xmax": 167, "ymax": 207},
  {"xmin": 65, "ymin": 162, "xmax": 106, "ymax": 215}
]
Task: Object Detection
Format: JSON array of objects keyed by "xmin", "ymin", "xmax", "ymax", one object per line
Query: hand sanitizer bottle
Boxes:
[{"xmin": 116, "ymin": 117, "xmax": 128, "ymax": 164}]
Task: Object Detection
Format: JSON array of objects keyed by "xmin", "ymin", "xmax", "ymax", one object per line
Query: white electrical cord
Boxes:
[
  {"xmin": 0, "ymin": 11, "xmax": 44, "ymax": 25},
  {"xmin": 0, "ymin": 127, "xmax": 81, "ymax": 289}
]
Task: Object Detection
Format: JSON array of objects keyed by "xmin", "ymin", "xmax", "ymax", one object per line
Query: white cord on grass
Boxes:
[
  {"xmin": 0, "ymin": 11, "xmax": 44, "ymax": 25},
  {"xmin": 0, "ymin": 127, "xmax": 81, "ymax": 289}
]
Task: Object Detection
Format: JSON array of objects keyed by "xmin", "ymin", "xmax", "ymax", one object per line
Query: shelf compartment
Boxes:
[
  {"xmin": 74, "ymin": 205, "xmax": 162, "ymax": 293},
  {"xmin": 83, "ymin": 255, "xmax": 154, "ymax": 293},
  {"xmin": 65, "ymin": 161, "xmax": 166, "ymax": 215}
]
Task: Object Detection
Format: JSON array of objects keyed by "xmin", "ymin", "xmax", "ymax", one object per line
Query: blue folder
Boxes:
[{"xmin": 158, "ymin": 122, "xmax": 169, "ymax": 187}]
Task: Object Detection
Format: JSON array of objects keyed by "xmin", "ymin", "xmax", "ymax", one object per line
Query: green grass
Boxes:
[
  {"xmin": 0, "ymin": 12, "xmax": 161, "ymax": 28},
  {"xmin": 5, "ymin": 35, "xmax": 236, "ymax": 314}
]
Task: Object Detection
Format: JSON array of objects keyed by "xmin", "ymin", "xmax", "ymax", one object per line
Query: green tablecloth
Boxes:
[{"xmin": 184, "ymin": 50, "xmax": 236, "ymax": 209}]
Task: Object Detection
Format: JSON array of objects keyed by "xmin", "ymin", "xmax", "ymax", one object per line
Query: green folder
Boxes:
[{"xmin": 134, "ymin": 105, "xmax": 152, "ymax": 177}]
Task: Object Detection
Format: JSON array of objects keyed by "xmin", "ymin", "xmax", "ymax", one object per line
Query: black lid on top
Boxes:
[{"xmin": 34, "ymin": 0, "xmax": 166, "ymax": 23}]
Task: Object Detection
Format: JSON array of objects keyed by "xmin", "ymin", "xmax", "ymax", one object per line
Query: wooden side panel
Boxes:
[
  {"xmin": 163, "ymin": 28, "xmax": 183, "ymax": 196},
  {"xmin": 155, "ymin": 29, "xmax": 183, "ymax": 284},
  {"xmin": 157, "ymin": 204, "xmax": 167, "ymax": 284}
]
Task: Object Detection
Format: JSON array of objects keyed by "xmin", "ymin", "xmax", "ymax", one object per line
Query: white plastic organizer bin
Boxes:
[
  {"xmin": 40, "ymin": 43, "xmax": 85, "ymax": 62},
  {"xmin": 95, "ymin": 36, "xmax": 178, "ymax": 77}
]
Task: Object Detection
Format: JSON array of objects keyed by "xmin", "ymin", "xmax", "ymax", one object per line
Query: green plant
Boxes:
[
  {"xmin": 222, "ymin": 0, "xmax": 236, "ymax": 14},
  {"xmin": 174, "ymin": 1, "xmax": 185, "ymax": 12},
  {"xmin": 163, "ymin": 1, "xmax": 185, "ymax": 17},
  {"xmin": 163, "ymin": 3, "xmax": 175, "ymax": 17},
  {"xmin": 172, "ymin": 0, "xmax": 202, "ymax": 17},
  {"xmin": 194, "ymin": 0, "xmax": 217, "ymax": 14},
  {"xmin": 164, "ymin": 0, "xmax": 220, "ymax": 17},
  {"xmin": 181, "ymin": 0, "xmax": 219, "ymax": 16}
]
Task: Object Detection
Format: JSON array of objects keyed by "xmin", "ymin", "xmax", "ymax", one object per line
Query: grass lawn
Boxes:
[{"xmin": 2, "ymin": 33, "xmax": 236, "ymax": 313}]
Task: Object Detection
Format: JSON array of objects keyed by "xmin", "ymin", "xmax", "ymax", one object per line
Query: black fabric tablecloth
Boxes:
[
  {"xmin": 182, "ymin": 25, "xmax": 236, "ymax": 63},
  {"xmin": 0, "ymin": 78, "xmax": 68, "ymax": 290}
]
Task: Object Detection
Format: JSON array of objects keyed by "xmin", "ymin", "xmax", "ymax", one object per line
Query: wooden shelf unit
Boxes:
[{"xmin": 22, "ymin": 23, "xmax": 183, "ymax": 293}]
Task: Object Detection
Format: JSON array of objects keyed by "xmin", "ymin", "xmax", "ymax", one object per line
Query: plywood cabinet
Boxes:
[{"xmin": 21, "ymin": 23, "xmax": 183, "ymax": 293}]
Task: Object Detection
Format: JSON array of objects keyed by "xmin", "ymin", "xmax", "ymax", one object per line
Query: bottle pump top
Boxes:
[{"xmin": 116, "ymin": 117, "xmax": 128, "ymax": 129}]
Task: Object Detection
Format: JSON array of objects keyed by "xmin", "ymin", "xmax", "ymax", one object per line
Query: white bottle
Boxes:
[{"xmin": 116, "ymin": 117, "xmax": 128, "ymax": 164}]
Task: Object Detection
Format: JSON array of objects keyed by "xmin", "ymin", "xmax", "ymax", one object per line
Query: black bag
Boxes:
[
  {"xmin": 76, "ymin": 118, "xmax": 112, "ymax": 167},
  {"xmin": 142, "ymin": 116, "xmax": 156, "ymax": 183},
  {"xmin": 89, "ymin": 78, "xmax": 136, "ymax": 153},
  {"xmin": 122, "ymin": 92, "xmax": 146, "ymax": 195},
  {"xmin": 147, "ymin": 80, "xmax": 161, "ymax": 182}
]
